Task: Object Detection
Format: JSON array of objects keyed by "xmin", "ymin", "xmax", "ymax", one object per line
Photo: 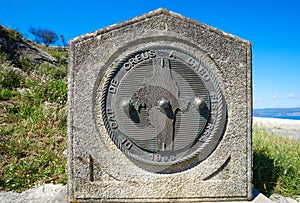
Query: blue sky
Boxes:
[{"xmin": 1, "ymin": 0, "xmax": 299, "ymax": 109}]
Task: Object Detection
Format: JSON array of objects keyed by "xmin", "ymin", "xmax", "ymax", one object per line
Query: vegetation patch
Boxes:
[
  {"xmin": 253, "ymin": 126, "xmax": 300, "ymax": 198},
  {"xmin": 0, "ymin": 37, "xmax": 68, "ymax": 191}
]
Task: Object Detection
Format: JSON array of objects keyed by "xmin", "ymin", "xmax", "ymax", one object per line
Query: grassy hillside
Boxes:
[
  {"xmin": 0, "ymin": 25, "xmax": 67, "ymax": 191},
  {"xmin": 0, "ymin": 26, "xmax": 299, "ymax": 198}
]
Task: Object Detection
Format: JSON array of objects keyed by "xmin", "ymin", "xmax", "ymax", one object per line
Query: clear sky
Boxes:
[{"xmin": 1, "ymin": 0, "xmax": 299, "ymax": 109}]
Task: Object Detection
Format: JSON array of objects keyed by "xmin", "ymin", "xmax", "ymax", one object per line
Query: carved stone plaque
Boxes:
[
  {"xmin": 68, "ymin": 8, "xmax": 252, "ymax": 202},
  {"xmin": 101, "ymin": 47, "xmax": 226, "ymax": 173}
]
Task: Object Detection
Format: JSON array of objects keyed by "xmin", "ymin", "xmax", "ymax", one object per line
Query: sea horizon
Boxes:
[
  {"xmin": 253, "ymin": 107, "xmax": 300, "ymax": 121},
  {"xmin": 253, "ymin": 115, "xmax": 300, "ymax": 121}
]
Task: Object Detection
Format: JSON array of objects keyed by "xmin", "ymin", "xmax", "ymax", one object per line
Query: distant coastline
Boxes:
[
  {"xmin": 255, "ymin": 115, "xmax": 300, "ymax": 120},
  {"xmin": 253, "ymin": 107, "xmax": 300, "ymax": 121}
]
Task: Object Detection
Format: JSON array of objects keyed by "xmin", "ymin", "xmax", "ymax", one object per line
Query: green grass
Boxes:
[
  {"xmin": 0, "ymin": 48, "xmax": 68, "ymax": 192},
  {"xmin": 253, "ymin": 126, "xmax": 300, "ymax": 198},
  {"xmin": 0, "ymin": 87, "xmax": 20, "ymax": 101}
]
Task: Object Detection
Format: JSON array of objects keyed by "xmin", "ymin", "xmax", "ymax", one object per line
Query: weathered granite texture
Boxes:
[{"xmin": 68, "ymin": 8, "xmax": 252, "ymax": 202}]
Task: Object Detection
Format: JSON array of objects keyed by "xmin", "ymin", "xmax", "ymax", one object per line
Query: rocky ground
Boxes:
[
  {"xmin": 0, "ymin": 184, "xmax": 299, "ymax": 203},
  {"xmin": 1, "ymin": 117, "xmax": 299, "ymax": 203},
  {"xmin": 253, "ymin": 117, "xmax": 300, "ymax": 140},
  {"xmin": 0, "ymin": 184, "xmax": 66, "ymax": 203}
]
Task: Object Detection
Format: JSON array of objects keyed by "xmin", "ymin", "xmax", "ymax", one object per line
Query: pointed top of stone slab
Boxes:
[{"xmin": 70, "ymin": 8, "xmax": 250, "ymax": 46}]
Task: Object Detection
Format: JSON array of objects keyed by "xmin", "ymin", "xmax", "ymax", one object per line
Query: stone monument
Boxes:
[{"xmin": 68, "ymin": 8, "xmax": 252, "ymax": 202}]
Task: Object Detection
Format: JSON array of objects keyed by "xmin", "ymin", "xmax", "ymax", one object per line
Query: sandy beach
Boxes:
[{"xmin": 253, "ymin": 117, "xmax": 300, "ymax": 140}]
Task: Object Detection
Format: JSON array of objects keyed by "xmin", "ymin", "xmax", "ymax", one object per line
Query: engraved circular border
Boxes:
[{"xmin": 100, "ymin": 44, "xmax": 227, "ymax": 168}]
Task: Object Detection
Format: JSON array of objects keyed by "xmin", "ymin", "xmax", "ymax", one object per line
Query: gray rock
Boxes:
[
  {"xmin": 0, "ymin": 184, "xmax": 67, "ymax": 203},
  {"xmin": 0, "ymin": 25, "xmax": 58, "ymax": 67},
  {"xmin": 16, "ymin": 42, "xmax": 58, "ymax": 66},
  {"xmin": 270, "ymin": 193, "xmax": 300, "ymax": 203}
]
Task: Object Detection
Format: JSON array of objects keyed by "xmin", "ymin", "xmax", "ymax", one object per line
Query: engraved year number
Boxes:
[{"xmin": 150, "ymin": 154, "xmax": 176, "ymax": 162}]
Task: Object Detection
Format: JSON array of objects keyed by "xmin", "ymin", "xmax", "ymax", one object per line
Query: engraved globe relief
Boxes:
[{"xmin": 101, "ymin": 47, "xmax": 226, "ymax": 173}]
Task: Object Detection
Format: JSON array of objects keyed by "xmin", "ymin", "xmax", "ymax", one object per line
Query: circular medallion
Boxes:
[{"xmin": 101, "ymin": 46, "xmax": 226, "ymax": 173}]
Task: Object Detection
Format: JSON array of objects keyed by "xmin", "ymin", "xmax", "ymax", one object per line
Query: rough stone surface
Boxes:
[
  {"xmin": 16, "ymin": 42, "xmax": 59, "ymax": 65},
  {"xmin": 2, "ymin": 186, "xmax": 293, "ymax": 203},
  {"xmin": 0, "ymin": 184, "xmax": 67, "ymax": 203},
  {"xmin": 270, "ymin": 193, "xmax": 300, "ymax": 203},
  {"xmin": 68, "ymin": 8, "xmax": 252, "ymax": 202}
]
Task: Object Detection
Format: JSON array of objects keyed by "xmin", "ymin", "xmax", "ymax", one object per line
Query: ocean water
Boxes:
[
  {"xmin": 257, "ymin": 115, "xmax": 300, "ymax": 120},
  {"xmin": 253, "ymin": 107, "xmax": 300, "ymax": 121}
]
